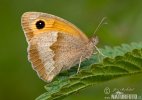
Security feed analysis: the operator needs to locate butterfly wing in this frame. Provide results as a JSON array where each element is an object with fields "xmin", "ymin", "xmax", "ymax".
[
  {"xmin": 51, "ymin": 32, "xmax": 94, "ymax": 71},
  {"xmin": 28, "ymin": 31, "xmax": 58, "ymax": 81},
  {"xmin": 21, "ymin": 12, "xmax": 89, "ymax": 42},
  {"xmin": 21, "ymin": 12, "xmax": 92, "ymax": 82}
]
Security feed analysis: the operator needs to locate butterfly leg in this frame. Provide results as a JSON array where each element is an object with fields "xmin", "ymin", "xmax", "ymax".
[
  {"xmin": 93, "ymin": 52, "xmax": 100, "ymax": 62},
  {"xmin": 93, "ymin": 45, "xmax": 108, "ymax": 63},
  {"xmin": 77, "ymin": 56, "xmax": 82, "ymax": 74},
  {"xmin": 94, "ymin": 45, "xmax": 107, "ymax": 57},
  {"xmin": 93, "ymin": 52, "xmax": 98, "ymax": 55}
]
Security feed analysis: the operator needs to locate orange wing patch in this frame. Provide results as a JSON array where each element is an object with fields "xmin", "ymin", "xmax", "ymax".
[
  {"xmin": 21, "ymin": 12, "xmax": 88, "ymax": 42},
  {"xmin": 31, "ymin": 18, "xmax": 88, "ymax": 41}
]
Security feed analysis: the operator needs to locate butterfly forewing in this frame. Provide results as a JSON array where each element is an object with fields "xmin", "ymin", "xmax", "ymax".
[{"xmin": 21, "ymin": 12, "xmax": 96, "ymax": 82}]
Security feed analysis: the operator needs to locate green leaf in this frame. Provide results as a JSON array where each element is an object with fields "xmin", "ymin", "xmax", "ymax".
[{"xmin": 36, "ymin": 42, "xmax": 142, "ymax": 100}]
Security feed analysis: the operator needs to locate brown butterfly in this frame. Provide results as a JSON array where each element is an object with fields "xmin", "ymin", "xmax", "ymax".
[{"xmin": 21, "ymin": 12, "xmax": 99, "ymax": 82}]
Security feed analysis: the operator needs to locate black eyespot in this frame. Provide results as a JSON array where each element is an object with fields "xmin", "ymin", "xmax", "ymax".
[{"xmin": 35, "ymin": 20, "xmax": 45, "ymax": 29}]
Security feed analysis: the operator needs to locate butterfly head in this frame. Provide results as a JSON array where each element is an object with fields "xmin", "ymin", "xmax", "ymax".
[{"xmin": 90, "ymin": 36, "xmax": 99, "ymax": 47}]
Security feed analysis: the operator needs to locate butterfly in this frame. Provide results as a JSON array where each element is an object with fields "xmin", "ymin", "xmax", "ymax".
[{"xmin": 21, "ymin": 12, "xmax": 99, "ymax": 82}]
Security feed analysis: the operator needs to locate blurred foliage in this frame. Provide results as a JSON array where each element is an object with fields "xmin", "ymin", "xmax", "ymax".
[{"xmin": 0, "ymin": 0, "xmax": 142, "ymax": 100}]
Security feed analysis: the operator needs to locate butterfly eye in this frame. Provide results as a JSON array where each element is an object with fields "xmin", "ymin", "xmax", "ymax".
[{"xmin": 35, "ymin": 20, "xmax": 45, "ymax": 29}]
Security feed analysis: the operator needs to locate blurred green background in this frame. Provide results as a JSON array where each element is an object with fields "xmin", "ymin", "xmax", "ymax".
[{"xmin": 0, "ymin": 0, "xmax": 142, "ymax": 100}]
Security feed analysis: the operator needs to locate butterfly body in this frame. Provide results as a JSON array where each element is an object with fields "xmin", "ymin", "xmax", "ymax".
[{"xmin": 21, "ymin": 12, "xmax": 98, "ymax": 82}]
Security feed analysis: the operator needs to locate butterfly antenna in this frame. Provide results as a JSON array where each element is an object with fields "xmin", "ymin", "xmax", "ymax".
[
  {"xmin": 93, "ymin": 17, "xmax": 107, "ymax": 35},
  {"xmin": 92, "ymin": 17, "xmax": 108, "ymax": 58}
]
